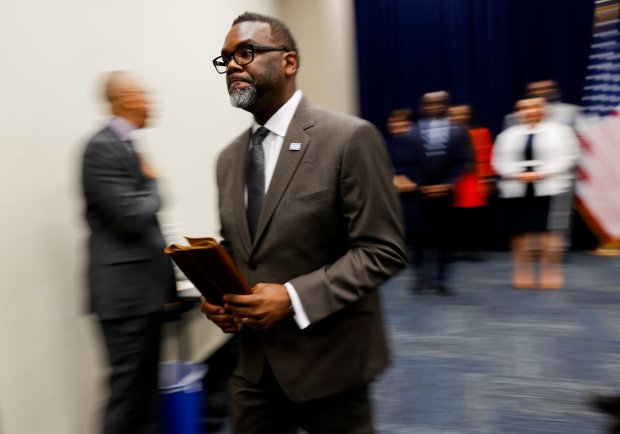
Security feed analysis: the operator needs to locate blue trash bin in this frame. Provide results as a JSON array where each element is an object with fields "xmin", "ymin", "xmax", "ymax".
[{"xmin": 159, "ymin": 361, "xmax": 208, "ymax": 434}]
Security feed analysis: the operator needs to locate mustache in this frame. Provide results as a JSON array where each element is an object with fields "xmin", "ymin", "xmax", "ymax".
[{"xmin": 227, "ymin": 75, "xmax": 254, "ymax": 87}]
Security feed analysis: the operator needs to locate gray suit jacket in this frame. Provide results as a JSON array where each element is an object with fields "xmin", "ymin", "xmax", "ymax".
[
  {"xmin": 81, "ymin": 127, "xmax": 175, "ymax": 320},
  {"xmin": 216, "ymin": 99, "xmax": 407, "ymax": 402}
]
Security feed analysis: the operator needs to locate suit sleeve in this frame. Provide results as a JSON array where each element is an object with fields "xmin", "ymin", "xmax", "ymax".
[
  {"xmin": 82, "ymin": 141, "xmax": 161, "ymax": 238},
  {"xmin": 445, "ymin": 127, "xmax": 471, "ymax": 185},
  {"xmin": 289, "ymin": 122, "xmax": 407, "ymax": 325}
]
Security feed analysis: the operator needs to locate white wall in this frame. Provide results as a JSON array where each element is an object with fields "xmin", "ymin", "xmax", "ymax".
[{"xmin": 0, "ymin": 1, "xmax": 356, "ymax": 433}]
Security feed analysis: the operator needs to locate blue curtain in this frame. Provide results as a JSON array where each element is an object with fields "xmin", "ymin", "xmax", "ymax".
[{"xmin": 354, "ymin": 0, "xmax": 595, "ymax": 137}]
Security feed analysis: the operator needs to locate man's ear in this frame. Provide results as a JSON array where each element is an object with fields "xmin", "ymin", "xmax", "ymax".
[{"xmin": 283, "ymin": 51, "xmax": 298, "ymax": 76}]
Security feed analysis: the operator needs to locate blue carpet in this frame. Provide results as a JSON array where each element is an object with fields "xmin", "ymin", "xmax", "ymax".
[
  {"xmin": 209, "ymin": 252, "xmax": 620, "ymax": 433},
  {"xmin": 374, "ymin": 252, "xmax": 620, "ymax": 434}
]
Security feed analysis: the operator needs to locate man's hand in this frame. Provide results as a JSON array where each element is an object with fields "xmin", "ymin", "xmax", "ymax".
[
  {"xmin": 420, "ymin": 184, "xmax": 451, "ymax": 197},
  {"xmin": 200, "ymin": 296, "xmax": 243, "ymax": 334},
  {"xmin": 223, "ymin": 283, "xmax": 293, "ymax": 330},
  {"xmin": 515, "ymin": 171, "xmax": 543, "ymax": 182},
  {"xmin": 393, "ymin": 175, "xmax": 417, "ymax": 193}
]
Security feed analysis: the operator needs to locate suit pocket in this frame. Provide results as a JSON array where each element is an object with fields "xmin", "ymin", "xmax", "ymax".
[{"xmin": 285, "ymin": 189, "xmax": 332, "ymax": 207}]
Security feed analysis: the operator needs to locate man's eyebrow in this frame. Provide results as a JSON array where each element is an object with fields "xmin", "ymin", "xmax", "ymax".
[{"xmin": 221, "ymin": 39, "xmax": 257, "ymax": 55}]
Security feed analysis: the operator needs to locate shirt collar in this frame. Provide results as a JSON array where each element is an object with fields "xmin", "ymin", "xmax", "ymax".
[
  {"xmin": 108, "ymin": 116, "xmax": 138, "ymax": 141},
  {"xmin": 253, "ymin": 90, "xmax": 303, "ymax": 136}
]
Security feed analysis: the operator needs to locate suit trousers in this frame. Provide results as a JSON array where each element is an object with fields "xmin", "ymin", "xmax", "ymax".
[
  {"xmin": 230, "ymin": 360, "xmax": 374, "ymax": 434},
  {"xmin": 99, "ymin": 312, "xmax": 162, "ymax": 434},
  {"xmin": 411, "ymin": 194, "xmax": 453, "ymax": 283}
]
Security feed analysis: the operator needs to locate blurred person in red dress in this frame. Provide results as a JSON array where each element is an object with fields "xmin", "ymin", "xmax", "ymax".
[{"xmin": 448, "ymin": 104, "xmax": 495, "ymax": 260}]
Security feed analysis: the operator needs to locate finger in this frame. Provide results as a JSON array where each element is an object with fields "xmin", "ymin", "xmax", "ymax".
[
  {"xmin": 225, "ymin": 305, "xmax": 262, "ymax": 317},
  {"xmin": 220, "ymin": 322, "xmax": 243, "ymax": 333},
  {"xmin": 214, "ymin": 323, "xmax": 239, "ymax": 333},
  {"xmin": 223, "ymin": 293, "xmax": 256, "ymax": 305},
  {"xmin": 210, "ymin": 317, "xmax": 239, "ymax": 330},
  {"xmin": 200, "ymin": 297, "xmax": 226, "ymax": 315},
  {"xmin": 206, "ymin": 312, "xmax": 235, "ymax": 322},
  {"xmin": 234, "ymin": 313, "xmax": 264, "ymax": 324},
  {"xmin": 201, "ymin": 303, "xmax": 225, "ymax": 315}
]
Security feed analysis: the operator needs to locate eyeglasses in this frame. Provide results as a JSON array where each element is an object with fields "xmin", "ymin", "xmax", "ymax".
[{"xmin": 212, "ymin": 44, "xmax": 288, "ymax": 74}]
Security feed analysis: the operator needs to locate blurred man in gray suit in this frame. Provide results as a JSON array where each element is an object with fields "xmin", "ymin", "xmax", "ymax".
[
  {"xmin": 201, "ymin": 12, "xmax": 406, "ymax": 434},
  {"xmin": 504, "ymin": 80, "xmax": 582, "ymax": 128},
  {"xmin": 81, "ymin": 71, "xmax": 175, "ymax": 434}
]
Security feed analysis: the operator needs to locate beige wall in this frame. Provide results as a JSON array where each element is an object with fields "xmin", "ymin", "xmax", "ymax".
[
  {"xmin": 282, "ymin": 0, "xmax": 359, "ymax": 115},
  {"xmin": 0, "ymin": 1, "xmax": 355, "ymax": 433}
]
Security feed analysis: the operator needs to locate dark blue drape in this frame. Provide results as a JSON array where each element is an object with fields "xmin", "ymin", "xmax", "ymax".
[{"xmin": 354, "ymin": 0, "xmax": 595, "ymax": 137}]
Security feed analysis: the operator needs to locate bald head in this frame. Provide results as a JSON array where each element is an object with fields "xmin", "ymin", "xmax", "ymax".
[
  {"xmin": 102, "ymin": 71, "xmax": 150, "ymax": 128},
  {"xmin": 104, "ymin": 71, "xmax": 134, "ymax": 102}
]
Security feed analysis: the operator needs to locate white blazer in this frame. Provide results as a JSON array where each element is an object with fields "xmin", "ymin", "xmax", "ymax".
[{"xmin": 492, "ymin": 121, "xmax": 580, "ymax": 198}]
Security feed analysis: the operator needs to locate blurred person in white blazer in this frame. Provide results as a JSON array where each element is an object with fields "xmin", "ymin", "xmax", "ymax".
[{"xmin": 493, "ymin": 96, "xmax": 579, "ymax": 289}]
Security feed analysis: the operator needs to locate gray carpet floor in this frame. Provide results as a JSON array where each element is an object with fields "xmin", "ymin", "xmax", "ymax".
[
  {"xmin": 208, "ymin": 251, "xmax": 620, "ymax": 433},
  {"xmin": 374, "ymin": 251, "xmax": 620, "ymax": 434}
]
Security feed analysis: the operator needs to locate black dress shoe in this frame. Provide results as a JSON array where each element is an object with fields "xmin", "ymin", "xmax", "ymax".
[
  {"xmin": 435, "ymin": 283, "xmax": 455, "ymax": 296},
  {"xmin": 591, "ymin": 394, "xmax": 620, "ymax": 418},
  {"xmin": 607, "ymin": 422, "xmax": 620, "ymax": 434}
]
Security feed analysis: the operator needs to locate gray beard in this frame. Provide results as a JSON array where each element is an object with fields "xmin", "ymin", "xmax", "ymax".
[{"xmin": 229, "ymin": 85, "xmax": 257, "ymax": 109}]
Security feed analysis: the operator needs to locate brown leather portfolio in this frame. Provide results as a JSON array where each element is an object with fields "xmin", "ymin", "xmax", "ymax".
[{"xmin": 164, "ymin": 237, "xmax": 251, "ymax": 305}]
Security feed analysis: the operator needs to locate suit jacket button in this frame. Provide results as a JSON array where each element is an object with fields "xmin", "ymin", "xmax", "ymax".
[{"xmin": 248, "ymin": 260, "xmax": 257, "ymax": 270}]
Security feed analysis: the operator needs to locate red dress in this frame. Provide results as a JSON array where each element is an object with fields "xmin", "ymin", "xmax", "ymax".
[{"xmin": 453, "ymin": 127, "xmax": 495, "ymax": 208}]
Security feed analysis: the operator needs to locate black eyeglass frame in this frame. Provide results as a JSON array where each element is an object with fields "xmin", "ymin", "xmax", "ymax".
[{"xmin": 212, "ymin": 44, "xmax": 289, "ymax": 74}]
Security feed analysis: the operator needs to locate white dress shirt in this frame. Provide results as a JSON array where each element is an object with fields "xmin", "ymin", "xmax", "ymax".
[{"xmin": 247, "ymin": 89, "xmax": 310, "ymax": 329}]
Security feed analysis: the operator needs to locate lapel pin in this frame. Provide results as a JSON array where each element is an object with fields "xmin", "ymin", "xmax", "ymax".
[{"xmin": 289, "ymin": 143, "xmax": 301, "ymax": 151}]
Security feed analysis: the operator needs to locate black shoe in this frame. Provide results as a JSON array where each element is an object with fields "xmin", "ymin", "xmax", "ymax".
[
  {"xmin": 608, "ymin": 421, "xmax": 620, "ymax": 434},
  {"xmin": 435, "ymin": 283, "xmax": 455, "ymax": 296},
  {"xmin": 591, "ymin": 394, "xmax": 620, "ymax": 418}
]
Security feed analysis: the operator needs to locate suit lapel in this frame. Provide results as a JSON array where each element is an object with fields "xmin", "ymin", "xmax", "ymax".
[
  {"xmin": 252, "ymin": 104, "xmax": 314, "ymax": 248},
  {"xmin": 103, "ymin": 127, "xmax": 143, "ymax": 180}
]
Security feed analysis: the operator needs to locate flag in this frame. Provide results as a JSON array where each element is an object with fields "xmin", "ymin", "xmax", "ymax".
[{"xmin": 576, "ymin": 0, "xmax": 620, "ymax": 247}]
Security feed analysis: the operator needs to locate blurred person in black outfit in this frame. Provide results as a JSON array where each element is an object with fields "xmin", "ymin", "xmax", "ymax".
[
  {"xmin": 392, "ymin": 91, "xmax": 469, "ymax": 295},
  {"xmin": 81, "ymin": 71, "xmax": 176, "ymax": 434},
  {"xmin": 385, "ymin": 108, "xmax": 417, "ymax": 247}
]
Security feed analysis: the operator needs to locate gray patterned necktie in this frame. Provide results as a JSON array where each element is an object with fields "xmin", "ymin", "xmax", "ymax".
[{"xmin": 246, "ymin": 127, "xmax": 269, "ymax": 240}]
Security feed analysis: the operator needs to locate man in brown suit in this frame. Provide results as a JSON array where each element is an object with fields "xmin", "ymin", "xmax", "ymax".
[{"xmin": 201, "ymin": 12, "xmax": 406, "ymax": 434}]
